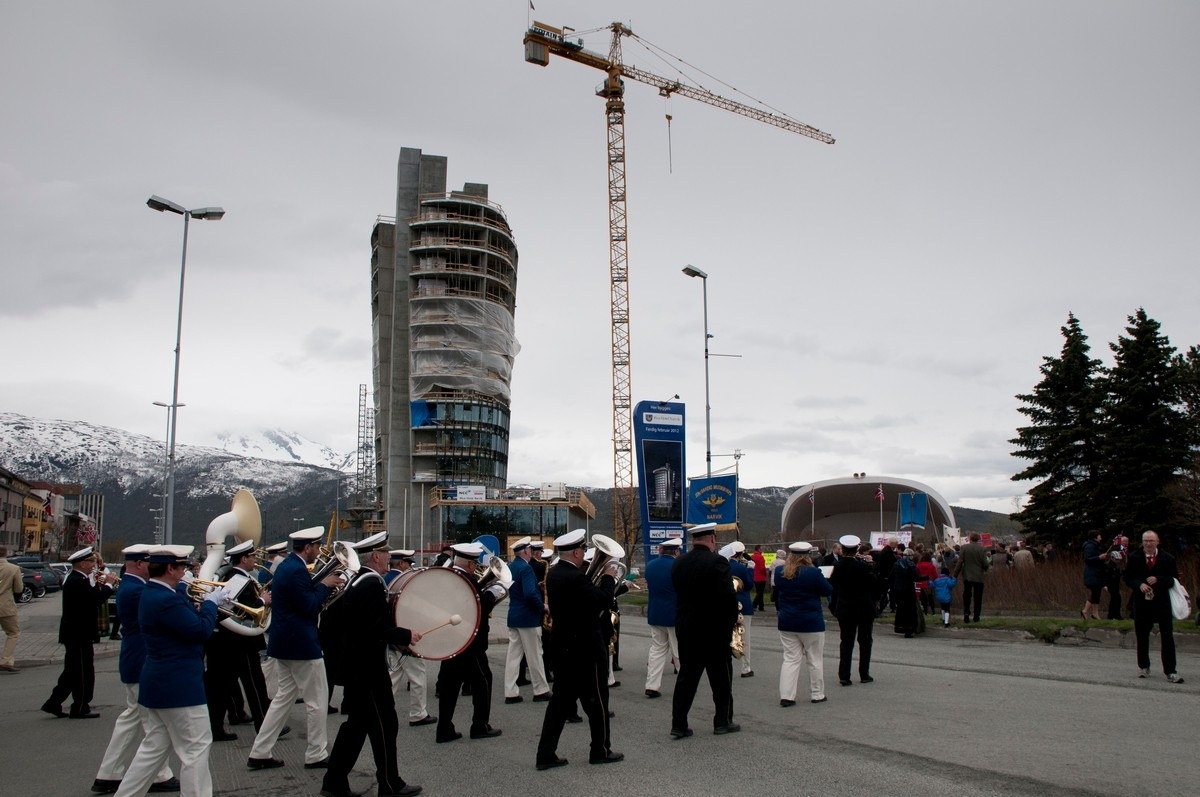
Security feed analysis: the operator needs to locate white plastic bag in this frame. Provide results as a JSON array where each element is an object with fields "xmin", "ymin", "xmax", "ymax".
[{"xmin": 1169, "ymin": 579, "xmax": 1191, "ymax": 621}]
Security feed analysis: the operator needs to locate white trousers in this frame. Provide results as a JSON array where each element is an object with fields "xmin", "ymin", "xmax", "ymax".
[
  {"xmin": 113, "ymin": 705, "xmax": 211, "ymax": 797},
  {"xmin": 739, "ymin": 614, "xmax": 754, "ymax": 674},
  {"xmin": 645, "ymin": 625, "xmax": 679, "ymax": 692},
  {"xmin": 96, "ymin": 683, "xmax": 174, "ymax": 782},
  {"xmin": 779, "ymin": 630, "xmax": 825, "ymax": 701},
  {"xmin": 261, "ymin": 654, "xmax": 277, "ymax": 698},
  {"xmin": 504, "ymin": 625, "xmax": 549, "ymax": 698},
  {"xmin": 249, "ymin": 658, "xmax": 328, "ymax": 764},
  {"xmin": 389, "ymin": 652, "xmax": 429, "ymax": 720}
]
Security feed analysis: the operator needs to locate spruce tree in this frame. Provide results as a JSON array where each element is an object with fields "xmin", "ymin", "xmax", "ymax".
[
  {"xmin": 1097, "ymin": 309, "xmax": 1189, "ymax": 535},
  {"xmin": 1010, "ymin": 313, "xmax": 1103, "ymax": 545},
  {"xmin": 1163, "ymin": 345, "xmax": 1200, "ymax": 536}
]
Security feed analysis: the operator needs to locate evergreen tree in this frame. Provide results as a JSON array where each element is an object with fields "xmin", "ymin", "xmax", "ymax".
[
  {"xmin": 1010, "ymin": 313, "xmax": 1103, "ymax": 545},
  {"xmin": 1164, "ymin": 345, "xmax": 1200, "ymax": 536},
  {"xmin": 1096, "ymin": 309, "xmax": 1189, "ymax": 536}
]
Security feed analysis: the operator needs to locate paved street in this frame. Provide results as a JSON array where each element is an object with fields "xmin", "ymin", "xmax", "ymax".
[{"xmin": 2, "ymin": 595, "xmax": 1195, "ymax": 796}]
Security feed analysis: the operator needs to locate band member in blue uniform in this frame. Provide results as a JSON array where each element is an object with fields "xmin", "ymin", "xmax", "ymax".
[
  {"xmin": 43, "ymin": 546, "xmax": 118, "ymax": 719},
  {"xmin": 436, "ymin": 542, "xmax": 503, "ymax": 743},
  {"xmin": 535, "ymin": 529, "xmax": 623, "ymax": 771},
  {"xmin": 248, "ymin": 527, "xmax": 344, "ymax": 770},
  {"xmin": 670, "ymin": 523, "xmax": 740, "ymax": 739},
  {"xmin": 724, "ymin": 541, "xmax": 756, "ymax": 678},
  {"xmin": 644, "ymin": 538, "xmax": 681, "ymax": 699},
  {"xmin": 320, "ymin": 533, "xmax": 423, "ymax": 797},
  {"xmin": 503, "ymin": 536, "xmax": 551, "ymax": 703},
  {"xmin": 113, "ymin": 545, "xmax": 226, "ymax": 797},
  {"xmin": 92, "ymin": 545, "xmax": 179, "ymax": 794}
]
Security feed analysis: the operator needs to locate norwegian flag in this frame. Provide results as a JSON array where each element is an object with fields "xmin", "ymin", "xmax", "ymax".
[
  {"xmin": 807, "ymin": 490, "xmax": 815, "ymax": 506},
  {"xmin": 874, "ymin": 484, "xmax": 884, "ymax": 503}
]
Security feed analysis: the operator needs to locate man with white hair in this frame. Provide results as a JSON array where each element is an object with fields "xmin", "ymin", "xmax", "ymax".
[
  {"xmin": 504, "ymin": 537, "xmax": 550, "ymax": 704},
  {"xmin": 1123, "ymin": 530, "xmax": 1184, "ymax": 683}
]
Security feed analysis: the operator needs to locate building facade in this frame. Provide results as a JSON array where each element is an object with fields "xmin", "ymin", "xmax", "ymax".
[{"xmin": 372, "ymin": 147, "xmax": 520, "ymax": 544}]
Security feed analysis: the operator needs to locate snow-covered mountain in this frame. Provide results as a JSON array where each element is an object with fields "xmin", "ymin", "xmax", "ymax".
[{"xmin": 0, "ymin": 412, "xmax": 354, "ymax": 548}]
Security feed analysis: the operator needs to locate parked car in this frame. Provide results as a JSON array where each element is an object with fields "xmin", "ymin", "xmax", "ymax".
[
  {"xmin": 48, "ymin": 562, "xmax": 71, "ymax": 580},
  {"xmin": 18, "ymin": 567, "xmax": 45, "ymax": 603},
  {"xmin": 20, "ymin": 562, "xmax": 63, "ymax": 592}
]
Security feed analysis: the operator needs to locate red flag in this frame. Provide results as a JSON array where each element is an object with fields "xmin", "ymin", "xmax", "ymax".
[
  {"xmin": 807, "ymin": 490, "xmax": 815, "ymax": 506},
  {"xmin": 874, "ymin": 484, "xmax": 884, "ymax": 502}
]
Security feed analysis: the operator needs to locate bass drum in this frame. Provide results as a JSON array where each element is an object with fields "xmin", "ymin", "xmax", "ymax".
[{"xmin": 390, "ymin": 567, "xmax": 481, "ymax": 661}]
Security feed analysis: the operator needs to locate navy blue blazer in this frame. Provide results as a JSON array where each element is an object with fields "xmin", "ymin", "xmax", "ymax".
[
  {"xmin": 506, "ymin": 556, "xmax": 544, "ymax": 629},
  {"xmin": 116, "ymin": 574, "xmax": 149, "ymax": 684},
  {"xmin": 138, "ymin": 579, "xmax": 219, "ymax": 708},
  {"xmin": 645, "ymin": 555, "xmax": 678, "ymax": 627},
  {"xmin": 266, "ymin": 551, "xmax": 330, "ymax": 660},
  {"xmin": 729, "ymin": 559, "xmax": 754, "ymax": 616},
  {"xmin": 776, "ymin": 565, "xmax": 833, "ymax": 633}
]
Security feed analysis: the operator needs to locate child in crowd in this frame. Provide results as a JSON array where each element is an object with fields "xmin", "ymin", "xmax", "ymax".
[{"xmin": 931, "ymin": 572, "xmax": 958, "ymax": 628}]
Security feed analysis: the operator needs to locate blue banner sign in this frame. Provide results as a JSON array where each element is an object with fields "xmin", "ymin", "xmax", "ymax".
[
  {"xmin": 687, "ymin": 474, "xmax": 739, "ymax": 528},
  {"xmin": 633, "ymin": 400, "xmax": 686, "ymax": 562}
]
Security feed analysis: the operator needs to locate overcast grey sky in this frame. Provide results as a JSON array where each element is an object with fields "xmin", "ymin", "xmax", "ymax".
[{"xmin": 1, "ymin": 1, "xmax": 1196, "ymax": 515}]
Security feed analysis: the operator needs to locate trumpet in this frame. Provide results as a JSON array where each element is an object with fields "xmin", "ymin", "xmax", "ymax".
[
  {"xmin": 730, "ymin": 575, "xmax": 746, "ymax": 659},
  {"xmin": 187, "ymin": 578, "xmax": 271, "ymax": 630}
]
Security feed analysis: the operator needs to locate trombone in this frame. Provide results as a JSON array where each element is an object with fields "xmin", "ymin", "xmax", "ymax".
[{"xmin": 186, "ymin": 579, "xmax": 271, "ymax": 631}]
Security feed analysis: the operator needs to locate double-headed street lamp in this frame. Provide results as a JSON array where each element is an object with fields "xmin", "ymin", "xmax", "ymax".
[
  {"xmin": 682, "ymin": 265, "xmax": 713, "ymax": 478},
  {"xmin": 147, "ymin": 195, "xmax": 224, "ymax": 544}
]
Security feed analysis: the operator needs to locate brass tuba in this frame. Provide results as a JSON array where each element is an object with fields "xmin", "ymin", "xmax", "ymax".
[
  {"xmin": 196, "ymin": 489, "xmax": 270, "ymax": 636},
  {"xmin": 476, "ymin": 556, "xmax": 513, "ymax": 604}
]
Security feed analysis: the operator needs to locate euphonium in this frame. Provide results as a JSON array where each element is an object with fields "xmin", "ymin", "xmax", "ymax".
[
  {"xmin": 585, "ymin": 534, "xmax": 626, "ymax": 587},
  {"xmin": 476, "ymin": 556, "xmax": 513, "ymax": 604},
  {"xmin": 199, "ymin": 489, "xmax": 269, "ymax": 637},
  {"xmin": 730, "ymin": 575, "xmax": 746, "ymax": 659},
  {"xmin": 312, "ymin": 540, "xmax": 359, "ymax": 608}
]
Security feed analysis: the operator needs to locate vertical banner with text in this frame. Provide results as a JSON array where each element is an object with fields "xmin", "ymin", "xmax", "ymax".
[
  {"xmin": 686, "ymin": 474, "xmax": 739, "ymax": 530},
  {"xmin": 633, "ymin": 400, "xmax": 686, "ymax": 563}
]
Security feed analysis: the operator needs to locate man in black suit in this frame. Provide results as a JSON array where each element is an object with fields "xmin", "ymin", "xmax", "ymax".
[
  {"xmin": 670, "ymin": 523, "xmax": 740, "ymax": 739},
  {"xmin": 1123, "ymin": 530, "xmax": 1184, "ymax": 683},
  {"xmin": 42, "ymin": 547, "xmax": 117, "ymax": 719},
  {"xmin": 535, "ymin": 529, "xmax": 622, "ymax": 770},
  {"xmin": 831, "ymin": 535, "xmax": 877, "ymax": 686}
]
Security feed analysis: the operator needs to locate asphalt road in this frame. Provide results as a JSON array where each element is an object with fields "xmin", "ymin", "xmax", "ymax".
[{"xmin": 2, "ymin": 604, "xmax": 1194, "ymax": 797}]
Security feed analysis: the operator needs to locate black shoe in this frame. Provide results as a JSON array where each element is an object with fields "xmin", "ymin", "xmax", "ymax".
[
  {"xmin": 409, "ymin": 715, "xmax": 437, "ymax": 727},
  {"xmin": 779, "ymin": 699, "xmax": 796, "ymax": 707},
  {"xmin": 379, "ymin": 787, "xmax": 423, "ymax": 797},
  {"xmin": 436, "ymin": 731, "xmax": 463, "ymax": 744},
  {"xmin": 811, "ymin": 697, "xmax": 828, "ymax": 704},
  {"xmin": 212, "ymin": 731, "xmax": 238, "ymax": 742},
  {"xmin": 515, "ymin": 677, "xmax": 532, "ymax": 686},
  {"xmin": 904, "ymin": 632, "xmax": 914, "ymax": 638},
  {"xmin": 713, "ymin": 723, "xmax": 741, "ymax": 735},
  {"xmin": 319, "ymin": 790, "xmax": 362, "ymax": 797},
  {"xmin": 42, "ymin": 701, "xmax": 67, "ymax": 718},
  {"xmin": 228, "ymin": 713, "xmax": 252, "ymax": 725},
  {"xmin": 505, "ymin": 696, "xmax": 524, "ymax": 704},
  {"xmin": 470, "ymin": 726, "xmax": 502, "ymax": 739},
  {"xmin": 860, "ymin": 676, "xmax": 874, "ymax": 684},
  {"xmin": 70, "ymin": 710, "xmax": 101, "ymax": 719},
  {"xmin": 590, "ymin": 751, "xmax": 624, "ymax": 765},
  {"xmin": 740, "ymin": 671, "xmax": 754, "ymax": 678},
  {"xmin": 91, "ymin": 779, "xmax": 121, "ymax": 794},
  {"xmin": 304, "ymin": 758, "xmax": 330, "ymax": 769},
  {"xmin": 279, "ymin": 725, "xmax": 291, "ymax": 738},
  {"xmin": 565, "ymin": 714, "xmax": 583, "ymax": 724},
  {"xmin": 607, "ymin": 709, "xmax": 615, "ymax": 718},
  {"xmin": 645, "ymin": 689, "xmax": 661, "ymax": 699},
  {"xmin": 247, "ymin": 757, "xmax": 285, "ymax": 770},
  {"xmin": 669, "ymin": 727, "xmax": 693, "ymax": 740},
  {"xmin": 148, "ymin": 778, "xmax": 181, "ymax": 793},
  {"xmin": 536, "ymin": 756, "xmax": 568, "ymax": 771},
  {"xmin": 839, "ymin": 679, "xmax": 853, "ymax": 687},
  {"xmin": 327, "ymin": 704, "xmax": 338, "ymax": 714},
  {"xmin": 612, "ymin": 665, "xmax": 623, "ymax": 672},
  {"xmin": 609, "ymin": 680, "xmax": 621, "ymax": 688},
  {"xmin": 532, "ymin": 692, "xmax": 551, "ymax": 702}
]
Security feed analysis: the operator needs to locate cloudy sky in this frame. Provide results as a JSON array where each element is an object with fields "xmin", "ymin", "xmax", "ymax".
[{"xmin": 2, "ymin": 1, "xmax": 1196, "ymax": 514}]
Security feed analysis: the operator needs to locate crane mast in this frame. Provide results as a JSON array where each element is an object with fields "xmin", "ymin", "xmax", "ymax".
[{"xmin": 523, "ymin": 21, "xmax": 834, "ymax": 545}]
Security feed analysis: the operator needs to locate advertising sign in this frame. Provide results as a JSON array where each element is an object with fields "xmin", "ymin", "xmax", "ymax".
[{"xmin": 633, "ymin": 399, "xmax": 686, "ymax": 562}]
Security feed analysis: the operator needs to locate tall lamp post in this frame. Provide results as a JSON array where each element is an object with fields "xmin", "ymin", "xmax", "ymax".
[
  {"xmin": 147, "ymin": 195, "xmax": 224, "ymax": 544},
  {"xmin": 682, "ymin": 265, "xmax": 712, "ymax": 478}
]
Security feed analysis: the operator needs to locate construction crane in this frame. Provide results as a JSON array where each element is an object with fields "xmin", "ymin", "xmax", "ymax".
[{"xmin": 523, "ymin": 20, "xmax": 834, "ymax": 547}]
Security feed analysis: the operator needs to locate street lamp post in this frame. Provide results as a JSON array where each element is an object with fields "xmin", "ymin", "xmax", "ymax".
[
  {"xmin": 147, "ymin": 195, "xmax": 224, "ymax": 544},
  {"xmin": 682, "ymin": 265, "xmax": 712, "ymax": 478}
]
